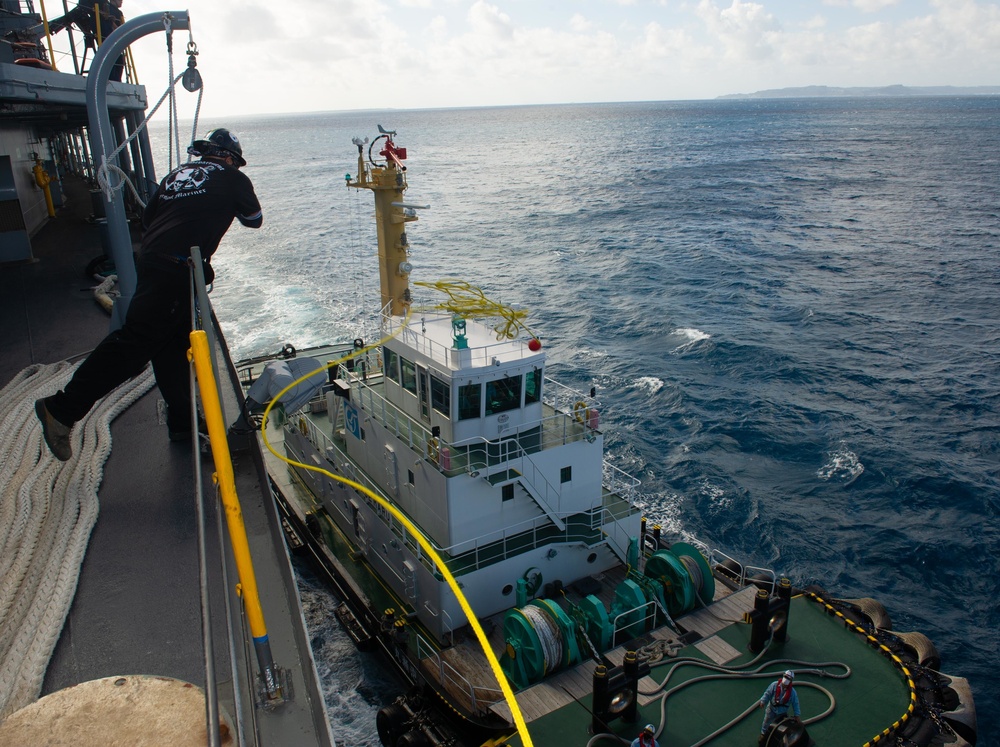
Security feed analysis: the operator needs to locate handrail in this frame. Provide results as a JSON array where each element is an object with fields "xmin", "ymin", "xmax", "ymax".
[
  {"xmin": 382, "ymin": 310, "xmax": 527, "ymax": 369},
  {"xmin": 611, "ymin": 599, "xmax": 658, "ymax": 640},
  {"xmin": 414, "ymin": 633, "xmax": 505, "ymax": 713},
  {"xmin": 541, "ymin": 374, "xmax": 601, "ymax": 414},
  {"xmin": 187, "ymin": 272, "xmax": 222, "ymax": 747},
  {"xmin": 190, "ymin": 331, "xmax": 285, "ymax": 705},
  {"xmin": 603, "ymin": 461, "xmax": 641, "ymax": 505}
]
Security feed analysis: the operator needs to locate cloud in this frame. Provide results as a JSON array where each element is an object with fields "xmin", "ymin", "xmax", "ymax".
[
  {"xmin": 569, "ymin": 14, "xmax": 592, "ymax": 33},
  {"xmin": 468, "ymin": 1, "xmax": 514, "ymax": 40},
  {"xmin": 823, "ymin": 0, "xmax": 901, "ymax": 11},
  {"xmin": 696, "ymin": 0, "xmax": 782, "ymax": 61},
  {"xmin": 118, "ymin": 0, "xmax": 1000, "ymax": 117}
]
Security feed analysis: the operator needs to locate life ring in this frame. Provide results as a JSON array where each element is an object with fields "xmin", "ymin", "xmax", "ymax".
[
  {"xmin": 427, "ymin": 437, "xmax": 439, "ymax": 463},
  {"xmin": 573, "ymin": 401, "xmax": 588, "ymax": 423}
]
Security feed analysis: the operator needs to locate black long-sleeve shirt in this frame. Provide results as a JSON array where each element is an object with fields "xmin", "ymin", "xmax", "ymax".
[{"xmin": 141, "ymin": 158, "xmax": 263, "ymax": 262}]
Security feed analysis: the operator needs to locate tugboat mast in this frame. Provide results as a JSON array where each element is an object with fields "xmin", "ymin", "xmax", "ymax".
[{"xmin": 348, "ymin": 127, "xmax": 423, "ymax": 317}]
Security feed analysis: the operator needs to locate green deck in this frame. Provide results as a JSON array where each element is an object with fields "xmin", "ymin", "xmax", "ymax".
[{"xmin": 505, "ymin": 595, "xmax": 912, "ymax": 746}]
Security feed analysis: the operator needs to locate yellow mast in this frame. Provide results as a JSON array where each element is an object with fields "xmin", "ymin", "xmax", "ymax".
[{"xmin": 348, "ymin": 129, "xmax": 419, "ymax": 317}]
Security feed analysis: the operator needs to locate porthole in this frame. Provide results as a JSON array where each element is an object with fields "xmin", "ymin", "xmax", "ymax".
[
  {"xmin": 501, "ymin": 583, "xmax": 514, "ymax": 596},
  {"xmin": 587, "ymin": 552, "xmax": 598, "ymax": 564}
]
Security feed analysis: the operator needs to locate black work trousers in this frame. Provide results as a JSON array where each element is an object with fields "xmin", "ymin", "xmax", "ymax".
[{"xmin": 49, "ymin": 254, "xmax": 194, "ymax": 430}]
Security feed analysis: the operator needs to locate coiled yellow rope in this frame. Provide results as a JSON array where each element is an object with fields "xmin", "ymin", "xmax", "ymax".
[
  {"xmin": 258, "ymin": 308, "xmax": 532, "ymax": 747},
  {"xmin": 414, "ymin": 280, "xmax": 538, "ymax": 342}
]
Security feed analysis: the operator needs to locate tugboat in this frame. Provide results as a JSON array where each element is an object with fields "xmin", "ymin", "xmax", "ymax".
[{"xmin": 235, "ymin": 129, "xmax": 977, "ymax": 746}]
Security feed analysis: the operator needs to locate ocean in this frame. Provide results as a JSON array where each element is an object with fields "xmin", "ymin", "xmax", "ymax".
[{"xmin": 159, "ymin": 97, "xmax": 1000, "ymax": 745}]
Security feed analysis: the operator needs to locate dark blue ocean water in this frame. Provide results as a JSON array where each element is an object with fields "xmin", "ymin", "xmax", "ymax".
[{"xmin": 174, "ymin": 98, "xmax": 1000, "ymax": 745}]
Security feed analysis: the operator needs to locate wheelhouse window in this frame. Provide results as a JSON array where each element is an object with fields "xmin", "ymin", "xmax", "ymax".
[
  {"xmin": 400, "ymin": 356, "xmax": 417, "ymax": 394},
  {"xmin": 458, "ymin": 383, "xmax": 481, "ymax": 420},
  {"xmin": 383, "ymin": 347, "xmax": 399, "ymax": 383},
  {"xmin": 430, "ymin": 375, "xmax": 451, "ymax": 418},
  {"xmin": 525, "ymin": 369, "xmax": 541, "ymax": 405},
  {"xmin": 486, "ymin": 376, "xmax": 521, "ymax": 416}
]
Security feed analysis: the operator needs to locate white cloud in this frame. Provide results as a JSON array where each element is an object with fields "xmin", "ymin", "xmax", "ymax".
[
  {"xmin": 696, "ymin": 0, "xmax": 782, "ymax": 61},
  {"xmin": 821, "ymin": 0, "xmax": 899, "ymax": 9},
  {"xmin": 428, "ymin": 15, "xmax": 449, "ymax": 39},
  {"xmin": 569, "ymin": 14, "xmax": 592, "ymax": 33},
  {"xmin": 114, "ymin": 0, "xmax": 1000, "ymax": 117},
  {"xmin": 468, "ymin": 1, "xmax": 514, "ymax": 40}
]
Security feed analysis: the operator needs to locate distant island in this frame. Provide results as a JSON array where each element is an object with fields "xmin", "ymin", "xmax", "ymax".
[{"xmin": 718, "ymin": 84, "xmax": 1000, "ymax": 99}]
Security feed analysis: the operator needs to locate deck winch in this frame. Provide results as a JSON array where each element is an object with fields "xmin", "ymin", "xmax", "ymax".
[
  {"xmin": 502, "ymin": 543, "xmax": 717, "ymax": 690},
  {"xmin": 501, "ymin": 599, "xmax": 582, "ymax": 689},
  {"xmin": 642, "ymin": 542, "xmax": 715, "ymax": 616}
]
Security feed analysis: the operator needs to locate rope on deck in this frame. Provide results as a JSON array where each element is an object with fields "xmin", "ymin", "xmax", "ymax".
[{"xmin": 0, "ymin": 362, "xmax": 154, "ymax": 719}]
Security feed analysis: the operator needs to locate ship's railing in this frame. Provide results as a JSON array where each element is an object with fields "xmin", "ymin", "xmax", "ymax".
[
  {"xmin": 383, "ymin": 311, "xmax": 527, "ymax": 369},
  {"xmin": 414, "ymin": 633, "xmax": 505, "ymax": 714},
  {"xmin": 603, "ymin": 462, "xmax": 641, "ymax": 507},
  {"xmin": 346, "ymin": 369, "xmax": 435, "ymax": 455},
  {"xmin": 460, "ymin": 409, "xmax": 592, "ymax": 469},
  {"xmin": 540, "ymin": 376, "xmax": 600, "ymax": 420},
  {"xmin": 611, "ymin": 600, "xmax": 658, "ymax": 642},
  {"xmin": 707, "ymin": 546, "xmax": 777, "ymax": 593},
  {"xmin": 425, "ymin": 495, "xmax": 642, "ymax": 576}
]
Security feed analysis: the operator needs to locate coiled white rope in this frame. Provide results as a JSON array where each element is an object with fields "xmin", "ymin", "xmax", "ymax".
[
  {"xmin": 0, "ymin": 362, "xmax": 154, "ymax": 719},
  {"xmin": 521, "ymin": 604, "xmax": 562, "ymax": 675}
]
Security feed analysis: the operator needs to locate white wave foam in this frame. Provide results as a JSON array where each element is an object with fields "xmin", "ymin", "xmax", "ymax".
[
  {"xmin": 671, "ymin": 327, "xmax": 710, "ymax": 353},
  {"xmin": 817, "ymin": 445, "xmax": 865, "ymax": 484},
  {"xmin": 633, "ymin": 376, "xmax": 664, "ymax": 394},
  {"xmin": 701, "ymin": 480, "xmax": 733, "ymax": 509}
]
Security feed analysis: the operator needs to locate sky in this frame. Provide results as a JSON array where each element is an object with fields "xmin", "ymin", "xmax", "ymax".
[{"xmin": 108, "ymin": 0, "xmax": 1000, "ymax": 117}]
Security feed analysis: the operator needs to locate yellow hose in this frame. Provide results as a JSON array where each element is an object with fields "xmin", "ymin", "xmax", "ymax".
[
  {"xmin": 414, "ymin": 279, "xmax": 538, "ymax": 342},
  {"xmin": 259, "ymin": 310, "xmax": 533, "ymax": 747}
]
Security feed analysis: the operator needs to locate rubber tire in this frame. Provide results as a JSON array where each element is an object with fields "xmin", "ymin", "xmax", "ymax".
[
  {"xmin": 376, "ymin": 703, "xmax": 409, "ymax": 747},
  {"xmin": 396, "ymin": 731, "xmax": 433, "ymax": 747}
]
